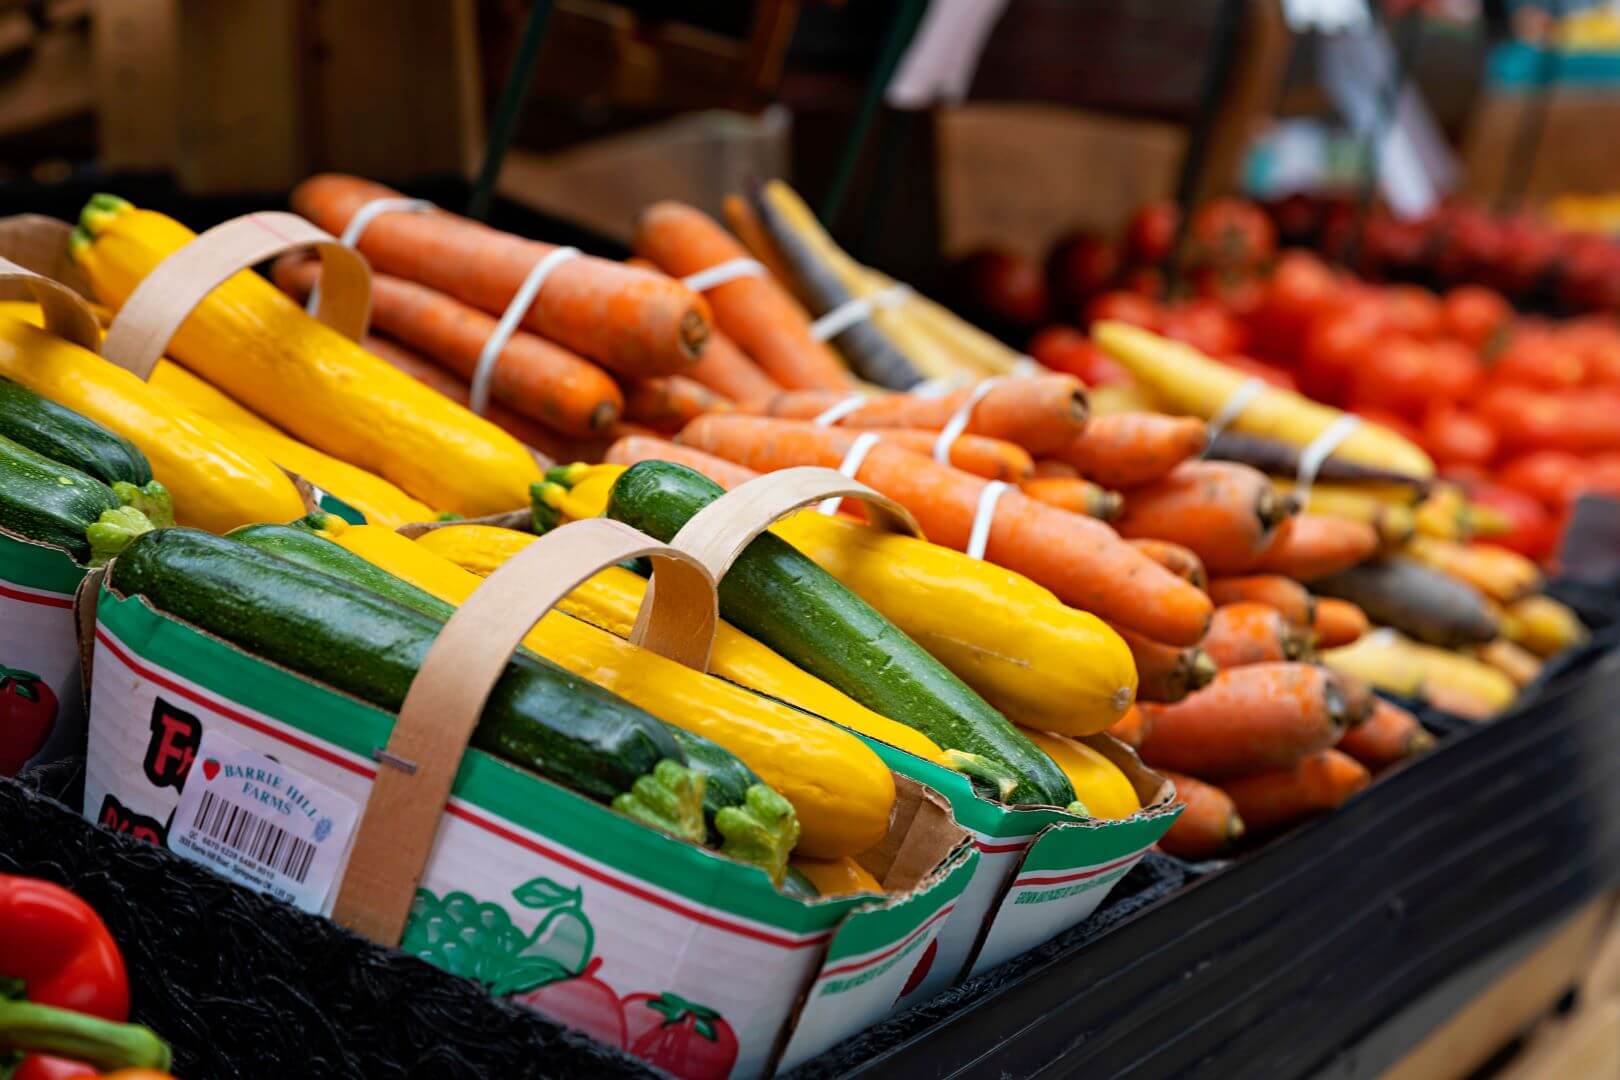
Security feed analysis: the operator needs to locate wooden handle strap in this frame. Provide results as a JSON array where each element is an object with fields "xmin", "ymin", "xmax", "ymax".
[{"xmin": 0, "ymin": 254, "xmax": 102, "ymax": 352}]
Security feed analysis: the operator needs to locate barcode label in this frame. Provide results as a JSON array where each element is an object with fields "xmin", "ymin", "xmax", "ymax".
[
  {"xmin": 169, "ymin": 728, "xmax": 358, "ymax": 913},
  {"xmin": 191, "ymin": 789, "xmax": 317, "ymax": 884}
]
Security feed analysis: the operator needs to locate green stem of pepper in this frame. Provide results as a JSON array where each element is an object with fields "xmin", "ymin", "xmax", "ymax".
[{"xmin": 0, "ymin": 1000, "xmax": 171, "ymax": 1072}]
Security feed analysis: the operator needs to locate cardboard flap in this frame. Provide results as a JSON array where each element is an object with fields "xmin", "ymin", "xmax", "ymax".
[
  {"xmin": 395, "ymin": 509, "xmax": 533, "ymax": 539},
  {"xmin": 859, "ymin": 776, "xmax": 961, "ymax": 893},
  {"xmin": 73, "ymin": 567, "xmax": 106, "ymax": 720},
  {"xmin": 329, "ymin": 517, "xmax": 716, "ymax": 945},
  {"xmin": 0, "ymin": 252, "xmax": 102, "ymax": 350},
  {"xmin": 100, "ymin": 211, "xmax": 372, "ymax": 380}
]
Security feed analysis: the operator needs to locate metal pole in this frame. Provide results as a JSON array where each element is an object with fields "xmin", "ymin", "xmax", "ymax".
[
  {"xmin": 1342, "ymin": 6, "xmax": 1425, "ymax": 268},
  {"xmin": 468, "ymin": 0, "xmax": 559, "ymax": 221}
]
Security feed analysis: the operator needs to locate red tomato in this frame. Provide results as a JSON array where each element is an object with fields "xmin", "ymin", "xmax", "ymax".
[
  {"xmin": 1364, "ymin": 217, "xmax": 1431, "ymax": 277},
  {"xmin": 1046, "ymin": 231, "xmax": 1120, "ymax": 316},
  {"xmin": 947, "ymin": 249, "xmax": 1049, "ymax": 328},
  {"xmin": 1441, "ymin": 285, "xmax": 1512, "ymax": 354},
  {"xmin": 1461, "ymin": 480, "xmax": 1557, "ymax": 560},
  {"xmin": 1218, "ymin": 353, "xmax": 1296, "ymax": 390},
  {"xmin": 1421, "ymin": 404, "xmax": 1498, "ymax": 468},
  {"xmin": 1489, "ymin": 326, "xmax": 1587, "ymax": 391},
  {"xmin": 1381, "ymin": 284, "xmax": 1446, "ymax": 339},
  {"xmin": 1267, "ymin": 193, "xmax": 1324, "ymax": 246},
  {"xmin": 1351, "ymin": 406, "xmax": 1425, "ymax": 446},
  {"xmin": 1125, "ymin": 201, "xmax": 1180, "ymax": 266},
  {"xmin": 623, "ymin": 993, "xmax": 738, "ymax": 1080},
  {"xmin": 1118, "ymin": 265, "xmax": 1166, "ymax": 299},
  {"xmin": 515, "ymin": 958, "xmax": 628, "ymax": 1050},
  {"xmin": 1086, "ymin": 290, "xmax": 1161, "ymax": 331},
  {"xmin": 1158, "ymin": 300, "xmax": 1247, "ymax": 356},
  {"xmin": 1027, "ymin": 326, "xmax": 1130, "ymax": 385},
  {"xmin": 1301, "ymin": 304, "xmax": 1383, "ymax": 402},
  {"xmin": 1191, "ymin": 267, "xmax": 1266, "ymax": 320},
  {"xmin": 1497, "ymin": 450, "xmax": 1594, "ymax": 508},
  {"xmin": 1190, "ymin": 198, "xmax": 1277, "ymax": 270},
  {"xmin": 1356, "ymin": 339, "xmax": 1482, "ymax": 417},
  {"xmin": 1, "ymin": 667, "xmax": 58, "ymax": 775},
  {"xmin": 1262, "ymin": 250, "xmax": 1339, "ymax": 342},
  {"xmin": 1477, "ymin": 385, "xmax": 1620, "ymax": 456}
]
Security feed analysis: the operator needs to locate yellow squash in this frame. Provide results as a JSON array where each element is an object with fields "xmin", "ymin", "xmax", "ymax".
[
  {"xmin": 1096, "ymin": 320, "xmax": 1435, "ymax": 480},
  {"xmin": 326, "ymin": 522, "xmax": 897, "ymax": 858},
  {"xmin": 415, "ymin": 523, "xmax": 950, "ymax": 764},
  {"xmin": 1503, "ymin": 594, "xmax": 1587, "ymax": 657},
  {"xmin": 1273, "ymin": 480, "xmax": 1416, "ymax": 549},
  {"xmin": 790, "ymin": 856, "xmax": 884, "ymax": 897},
  {"xmin": 0, "ymin": 314, "xmax": 304, "ymax": 532},
  {"xmin": 1017, "ymin": 728, "xmax": 1141, "ymax": 819},
  {"xmin": 1404, "ymin": 536, "xmax": 1542, "ymax": 604},
  {"xmin": 1323, "ymin": 629, "xmax": 1518, "ymax": 719},
  {"xmin": 147, "ymin": 359, "xmax": 281, "ymax": 434},
  {"xmin": 72, "ymin": 196, "xmax": 543, "ymax": 516}
]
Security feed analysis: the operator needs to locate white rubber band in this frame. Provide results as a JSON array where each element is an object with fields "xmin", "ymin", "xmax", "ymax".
[
  {"xmin": 932, "ymin": 377, "xmax": 1004, "ymax": 465},
  {"xmin": 681, "ymin": 258, "xmax": 766, "ymax": 292},
  {"xmin": 818, "ymin": 432, "xmax": 884, "ymax": 515},
  {"xmin": 809, "ymin": 283, "xmax": 914, "ymax": 342},
  {"xmin": 1011, "ymin": 356, "xmax": 1042, "ymax": 376},
  {"xmin": 967, "ymin": 480, "xmax": 1011, "ymax": 560},
  {"xmin": 469, "ymin": 246, "xmax": 581, "ymax": 415},
  {"xmin": 306, "ymin": 197, "xmax": 432, "ymax": 315},
  {"xmin": 812, "ymin": 394, "xmax": 868, "ymax": 427},
  {"xmin": 1296, "ymin": 414, "xmax": 1363, "ymax": 497},
  {"xmin": 1203, "ymin": 377, "xmax": 1268, "ymax": 450}
]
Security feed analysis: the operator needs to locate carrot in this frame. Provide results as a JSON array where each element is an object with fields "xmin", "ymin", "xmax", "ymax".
[
  {"xmin": 1157, "ymin": 772, "xmax": 1246, "ymax": 860},
  {"xmin": 1219, "ymin": 749, "xmax": 1370, "ymax": 832},
  {"xmin": 1330, "ymin": 672, "xmax": 1377, "ymax": 727},
  {"xmin": 1202, "ymin": 603, "xmax": 1310, "ymax": 667},
  {"xmin": 1061, "ymin": 413, "xmax": 1208, "ymax": 488},
  {"xmin": 680, "ymin": 413, "xmax": 1214, "ymax": 644},
  {"xmin": 1020, "ymin": 476, "xmax": 1122, "ymax": 519},
  {"xmin": 687, "ymin": 330, "xmax": 783, "ymax": 407},
  {"xmin": 1249, "ymin": 514, "xmax": 1379, "ymax": 581},
  {"xmin": 1107, "ymin": 705, "xmax": 1151, "ymax": 749},
  {"xmin": 1115, "ymin": 626, "xmax": 1217, "ymax": 704},
  {"xmin": 1208, "ymin": 575, "xmax": 1315, "ymax": 629},
  {"xmin": 757, "ymin": 375, "xmax": 1089, "ymax": 456},
  {"xmin": 1137, "ymin": 663, "xmax": 1348, "ymax": 778},
  {"xmin": 1337, "ymin": 699, "xmax": 1433, "ymax": 771},
  {"xmin": 363, "ymin": 335, "xmax": 567, "ymax": 463},
  {"xmin": 273, "ymin": 256, "xmax": 622, "ymax": 437},
  {"xmin": 1312, "ymin": 597, "xmax": 1368, "ymax": 649},
  {"xmin": 852, "ymin": 429, "xmax": 1034, "ymax": 481},
  {"xmin": 622, "ymin": 375, "xmax": 732, "ymax": 432},
  {"xmin": 604, "ymin": 435, "xmax": 760, "ymax": 490},
  {"xmin": 633, "ymin": 201, "xmax": 852, "ymax": 391},
  {"xmin": 722, "ymin": 193, "xmax": 796, "ymax": 293},
  {"xmin": 1114, "ymin": 461, "xmax": 1291, "ymax": 575},
  {"xmin": 1033, "ymin": 459, "xmax": 1080, "ymax": 478},
  {"xmin": 1130, "ymin": 539, "xmax": 1208, "ymax": 590},
  {"xmin": 292, "ymin": 174, "xmax": 709, "ymax": 376}
]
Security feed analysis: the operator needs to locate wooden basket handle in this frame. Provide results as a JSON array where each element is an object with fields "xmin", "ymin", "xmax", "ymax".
[{"xmin": 0, "ymin": 254, "xmax": 102, "ymax": 352}]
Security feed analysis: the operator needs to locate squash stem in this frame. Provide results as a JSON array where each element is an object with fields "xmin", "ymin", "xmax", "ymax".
[
  {"xmin": 611, "ymin": 759, "xmax": 707, "ymax": 845},
  {"xmin": 941, "ymin": 749, "xmax": 1020, "ymax": 803},
  {"xmin": 714, "ymin": 783, "xmax": 799, "ymax": 886},
  {"xmin": 77, "ymin": 193, "xmax": 133, "ymax": 239},
  {"xmin": 111, "ymin": 480, "xmax": 173, "ymax": 528},
  {"xmin": 85, "ymin": 506, "xmax": 156, "ymax": 568}
]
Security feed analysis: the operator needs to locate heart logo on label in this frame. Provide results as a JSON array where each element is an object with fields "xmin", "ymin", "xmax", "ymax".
[{"xmin": 202, "ymin": 759, "xmax": 220, "ymax": 781}]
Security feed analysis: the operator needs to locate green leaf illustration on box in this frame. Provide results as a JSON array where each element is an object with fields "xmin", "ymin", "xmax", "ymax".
[{"xmin": 401, "ymin": 875, "xmax": 595, "ymax": 996}]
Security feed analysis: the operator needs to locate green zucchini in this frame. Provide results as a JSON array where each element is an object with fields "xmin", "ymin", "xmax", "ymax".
[
  {"xmin": 605, "ymin": 461, "xmax": 1076, "ymax": 807},
  {"xmin": 0, "ymin": 433, "xmax": 120, "ymax": 563},
  {"xmin": 0, "ymin": 377, "xmax": 152, "ymax": 486},
  {"xmin": 782, "ymin": 866, "xmax": 820, "ymax": 900},
  {"xmin": 106, "ymin": 528, "xmax": 704, "ymax": 839}
]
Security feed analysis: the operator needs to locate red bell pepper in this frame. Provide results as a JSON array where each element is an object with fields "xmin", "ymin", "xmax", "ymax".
[{"xmin": 0, "ymin": 876, "xmax": 171, "ymax": 1078}]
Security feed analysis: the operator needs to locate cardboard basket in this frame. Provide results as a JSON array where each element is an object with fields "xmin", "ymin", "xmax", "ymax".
[
  {"xmin": 641, "ymin": 466, "xmax": 1182, "ymax": 1004},
  {"xmin": 82, "ymin": 515, "xmax": 976, "ymax": 1080}
]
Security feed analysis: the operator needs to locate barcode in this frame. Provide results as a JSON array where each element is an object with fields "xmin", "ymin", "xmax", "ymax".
[{"xmin": 191, "ymin": 790, "xmax": 316, "ymax": 884}]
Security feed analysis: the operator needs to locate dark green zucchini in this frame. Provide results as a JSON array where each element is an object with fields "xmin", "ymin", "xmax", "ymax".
[
  {"xmin": 782, "ymin": 866, "xmax": 820, "ymax": 900},
  {"xmin": 106, "ymin": 528, "xmax": 703, "ymax": 838},
  {"xmin": 605, "ymin": 461, "xmax": 1076, "ymax": 807},
  {"xmin": 0, "ymin": 377, "xmax": 152, "ymax": 486},
  {"xmin": 0, "ymin": 433, "xmax": 119, "ymax": 562}
]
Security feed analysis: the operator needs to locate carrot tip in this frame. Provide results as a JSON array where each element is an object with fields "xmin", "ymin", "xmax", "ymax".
[{"xmin": 1228, "ymin": 812, "xmax": 1246, "ymax": 842}]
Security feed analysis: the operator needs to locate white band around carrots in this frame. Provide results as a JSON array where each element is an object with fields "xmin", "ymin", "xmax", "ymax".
[
  {"xmin": 809, "ymin": 283, "xmax": 914, "ymax": 342},
  {"xmin": 680, "ymin": 258, "xmax": 766, "ymax": 292},
  {"xmin": 967, "ymin": 480, "xmax": 1011, "ymax": 560},
  {"xmin": 306, "ymin": 196, "xmax": 432, "ymax": 315},
  {"xmin": 932, "ymin": 376, "xmax": 1004, "ymax": 465},
  {"xmin": 818, "ymin": 432, "xmax": 885, "ymax": 515},
  {"xmin": 812, "ymin": 394, "xmax": 869, "ymax": 427},
  {"xmin": 1012, "ymin": 356, "xmax": 1042, "ymax": 376},
  {"xmin": 1296, "ymin": 413, "xmax": 1363, "ymax": 497},
  {"xmin": 1203, "ymin": 376, "xmax": 1268, "ymax": 451},
  {"xmin": 469, "ymin": 246, "xmax": 581, "ymax": 416}
]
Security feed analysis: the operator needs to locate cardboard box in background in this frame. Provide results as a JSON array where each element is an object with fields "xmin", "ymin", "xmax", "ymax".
[{"xmin": 1462, "ymin": 90, "xmax": 1620, "ymax": 204}]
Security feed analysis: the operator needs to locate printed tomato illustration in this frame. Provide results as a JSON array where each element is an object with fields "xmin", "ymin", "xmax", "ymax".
[
  {"xmin": 0, "ymin": 666, "xmax": 58, "ymax": 775},
  {"xmin": 514, "ymin": 957, "xmax": 627, "ymax": 1050},
  {"xmin": 623, "ymin": 992, "xmax": 738, "ymax": 1080},
  {"xmin": 898, "ymin": 938, "xmax": 938, "ymax": 1001}
]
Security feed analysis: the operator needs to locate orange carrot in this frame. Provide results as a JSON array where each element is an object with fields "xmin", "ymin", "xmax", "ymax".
[
  {"xmin": 1202, "ymin": 603, "xmax": 1310, "ymax": 668},
  {"xmin": 1157, "ymin": 772, "xmax": 1246, "ymax": 860},
  {"xmin": 1337, "ymin": 699, "xmax": 1433, "ymax": 771},
  {"xmin": 1107, "ymin": 705, "xmax": 1151, "ymax": 749},
  {"xmin": 1219, "ymin": 749, "xmax": 1370, "ymax": 832},
  {"xmin": 1250, "ymin": 514, "xmax": 1379, "ymax": 581},
  {"xmin": 757, "ymin": 375, "xmax": 1089, "ymax": 456},
  {"xmin": 680, "ymin": 414, "xmax": 1214, "ymax": 644},
  {"xmin": 633, "ymin": 201, "xmax": 852, "ymax": 391},
  {"xmin": 1033, "ymin": 459, "xmax": 1080, "ymax": 478},
  {"xmin": 1208, "ymin": 575, "xmax": 1315, "ymax": 629},
  {"xmin": 604, "ymin": 435, "xmax": 760, "ymax": 490},
  {"xmin": 1114, "ymin": 626, "xmax": 1217, "ymax": 703},
  {"xmin": 1114, "ymin": 461, "xmax": 1292, "ymax": 575},
  {"xmin": 1020, "ymin": 476, "xmax": 1122, "ymax": 519},
  {"xmin": 854, "ymin": 429, "xmax": 1034, "ymax": 481},
  {"xmin": 363, "ymin": 335, "xmax": 567, "ymax": 463},
  {"xmin": 1331, "ymin": 672, "xmax": 1377, "ymax": 727},
  {"xmin": 292, "ymin": 174, "xmax": 709, "ymax": 376},
  {"xmin": 274, "ymin": 256, "xmax": 622, "ymax": 437},
  {"xmin": 1130, "ymin": 538, "xmax": 1208, "ymax": 590},
  {"xmin": 622, "ymin": 375, "xmax": 733, "ymax": 432},
  {"xmin": 1061, "ymin": 413, "xmax": 1208, "ymax": 488},
  {"xmin": 1137, "ymin": 663, "xmax": 1348, "ymax": 778},
  {"xmin": 1312, "ymin": 598, "xmax": 1368, "ymax": 648},
  {"xmin": 687, "ymin": 330, "xmax": 783, "ymax": 407},
  {"xmin": 722, "ymin": 193, "xmax": 796, "ymax": 292}
]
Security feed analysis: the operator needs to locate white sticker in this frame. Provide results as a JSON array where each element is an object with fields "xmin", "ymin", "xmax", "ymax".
[{"xmin": 169, "ymin": 729, "xmax": 359, "ymax": 914}]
